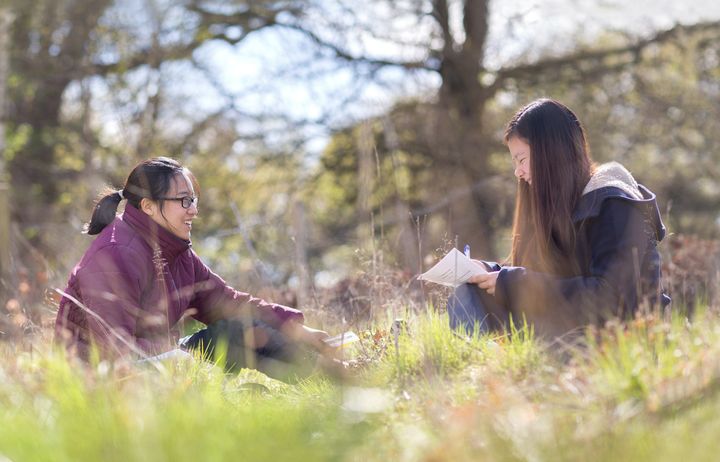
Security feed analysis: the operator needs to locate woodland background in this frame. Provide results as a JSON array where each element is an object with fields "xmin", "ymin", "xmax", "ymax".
[
  {"xmin": 4, "ymin": 4, "xmax": 720, "ymax": 461},
  {"xmin": 1, "ymin": 0, "xmax": 720, "ymax": 328}
]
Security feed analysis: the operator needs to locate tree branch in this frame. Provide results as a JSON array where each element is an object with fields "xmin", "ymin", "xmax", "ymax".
[
  {"xmin": 90, "ymin": 2, "xmax": 281, "ymax": 76},
  {"xmin": 432, "ymin": 0, "xmax": 454, "ymax": 54},
  {"xmin": 276, "ymin": 22, "xmax": 435, "ymax": 71},
  {"xmin": 489, "ymin": 20, "xmax": 720, "ymax": 94}
]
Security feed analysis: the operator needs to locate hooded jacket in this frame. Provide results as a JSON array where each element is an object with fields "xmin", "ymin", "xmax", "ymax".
[
  {"xmin": 491, "ymin": 162, "xmax": 670, "ymax": 338},
  {"xmin": 55, "ymin": 204, "xmax": 304, "ymax": 359}
]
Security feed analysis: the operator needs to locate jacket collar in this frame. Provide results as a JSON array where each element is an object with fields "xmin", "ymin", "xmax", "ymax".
[
  {"xmin": 122, "ymin": 204, "xmax": 191, "ymax": 261},
  {"xmin": 573, "ymin": 162, "xmax": 666, "ymax": 241},
  {"xmin": 582, "ymin": 161, "xmax": 642, "ymax": 199}
]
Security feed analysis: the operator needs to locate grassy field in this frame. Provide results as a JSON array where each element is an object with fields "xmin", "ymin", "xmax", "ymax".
[{"xmin": 2, "ymin": 305, "xmax": 720, "ymax": 461}]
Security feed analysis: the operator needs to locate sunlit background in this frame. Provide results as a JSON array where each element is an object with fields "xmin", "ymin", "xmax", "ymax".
[{"xmin": 1, "ymin": 0, "xmax": 719, "ymax": 318}]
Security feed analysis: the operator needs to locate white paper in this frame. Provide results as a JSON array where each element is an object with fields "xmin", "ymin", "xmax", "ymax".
[
  {"xmin": 417, "ymin": 248, "xmax": 487, "ymax": 287},
  {"xmin": 323, "ymin": 331, "xmax": 360, "ymax": 349}
]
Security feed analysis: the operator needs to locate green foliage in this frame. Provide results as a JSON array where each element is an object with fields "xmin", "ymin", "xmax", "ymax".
[
  {"xmin": 6, "ymin": 303, "xmax": 720, "ymax": 460},
  {"xmin": 581, "ymin": 308, "xmax": 720, "ymax": 405},
  {"xmin": 0, "ymin": 350, "xmax": 368, "ymax": 462},
  {"xmin": 186, "ymin": 148, "xmax": 306, "ymax": 288},
  {"xmin": 371, "ymin": 309, "xmax": 542, "ymax": 385},
  {"xmin": 501, "ymin": 316, "xmax": 542, "ymax": 378},
  {"xmin": 312, "ymin": 119, "xmax": 433, "ymax": 246},
  {"xmin": 374, "ymin": 309, "xmax": 487, "ymax": 381},
  {"xmin": 2, "ymin": 123, "xmax": 31, "ymax": 164}
]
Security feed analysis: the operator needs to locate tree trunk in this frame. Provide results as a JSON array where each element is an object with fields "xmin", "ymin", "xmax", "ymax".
[
  {"xmin": 6, "ymin": 0, "xmax": 111, "ymax": 251},
  {"xmin": 356, "ymin": 121, "xmax": 376, "ymax": 245},
  {"xmin": 0, "ymin": 8, "xmax": 13, "ymax": 294},
  {"xmin": 382, "ymin": 115, "xmax": 420, "ymax": 270},
  {"xmin": 292, "ymin": 200, "xmax": 311, "ymax": 308},
  {"xmin": 432, "ymin": 0, "xmax": 497, "ymax": 259}
]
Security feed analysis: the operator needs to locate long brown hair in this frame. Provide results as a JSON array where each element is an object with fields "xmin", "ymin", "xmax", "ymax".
[{"xmin": 505, "ymin": 99, "xmax": 595, "ymax": 276}]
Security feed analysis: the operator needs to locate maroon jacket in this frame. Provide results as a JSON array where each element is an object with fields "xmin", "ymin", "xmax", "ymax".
[{"xmin": 55, "ymin": 204, "xmax": 304, "ymax": 359}]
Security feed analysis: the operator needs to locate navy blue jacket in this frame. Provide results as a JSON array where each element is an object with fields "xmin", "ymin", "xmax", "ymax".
[{"xmin": 491, "ymin": 163, "xmax": 669, "ymax": 338}]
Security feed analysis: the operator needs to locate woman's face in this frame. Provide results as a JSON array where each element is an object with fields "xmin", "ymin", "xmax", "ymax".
[
  {"xmin": 143, "ymin": 171, "xmax": 198, "ymax": 240},
  {"xmin": 508, "ymin": 136, "xmax": 532, "ymax": 185}
]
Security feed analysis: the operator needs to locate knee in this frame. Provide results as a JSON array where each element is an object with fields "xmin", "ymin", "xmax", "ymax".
[
  {"xmin": 447, "ymin": 284, "xmax": 493, "ymax": 335},
  {"xmin": 447, "ymin": 284, "xmax": 475, "ymax": 323},
  {"xmin": 447, "ymin": 284, "xmax": 475, "ymax": 311}
]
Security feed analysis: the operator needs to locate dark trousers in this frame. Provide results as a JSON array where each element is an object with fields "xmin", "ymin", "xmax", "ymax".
[
  {"xmin": 447, "ymin": 283, "xmax": 510, "ymax": 336},
  {"xmin": 180, "ymin": 319, "xmax": 318, "ymax": 382}
]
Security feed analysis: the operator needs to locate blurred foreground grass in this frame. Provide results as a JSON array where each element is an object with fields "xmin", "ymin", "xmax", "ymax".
[{"xmin": 2, "ymin": 307, "xmax": 720, "ymax": 461}]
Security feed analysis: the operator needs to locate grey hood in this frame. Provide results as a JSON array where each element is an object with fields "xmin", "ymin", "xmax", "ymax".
[
  {"xmin": 573, "ymin": 162, "xmax": 666, "ymax": 241},
  {"xmin": 582, "ymin": 161, "xmax": 643, "ymax": 200}
]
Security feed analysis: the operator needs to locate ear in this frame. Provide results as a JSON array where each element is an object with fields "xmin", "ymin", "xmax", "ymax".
[{"xmin": 140, "ymin": 198, "xmax": 156, "ymax": 216}]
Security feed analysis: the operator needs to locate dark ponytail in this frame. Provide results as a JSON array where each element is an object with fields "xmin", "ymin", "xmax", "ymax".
[
  {"xmin": 84, "ymin": 157, "xmax": 194, "ymax": 235},
  {"xmin": 85, "ymin": 189, "xmax": 124, "ymax": 235}
]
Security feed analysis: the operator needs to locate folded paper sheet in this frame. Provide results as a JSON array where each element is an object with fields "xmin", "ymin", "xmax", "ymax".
[{"xmin": 417, "ymin": 248, "xmax": 487, "ymax": 287}]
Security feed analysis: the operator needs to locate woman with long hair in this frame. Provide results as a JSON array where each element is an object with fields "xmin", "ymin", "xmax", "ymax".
[
  {"xmin": 448, "ymin": 99, "xmax": 670, "ymax": 339},
  {"xmin": 55, "ymin": 157, "xmax": 336, "ymax": 380}
]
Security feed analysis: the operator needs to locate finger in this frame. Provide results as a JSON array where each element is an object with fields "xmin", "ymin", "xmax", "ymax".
[
  {"xmin": 468, "ymin": 275, "xmax": 488, "ymax": 284},
  {"xmin": 317, "ymin": 330, "xmax": 330, "ymax": 340},
  {"xmin": 319, "ymin": 341, "xmax": 338, "ymax": 357},
  {"xmin": 311, "ymin": 332, "xmax": 334, "ymax": 353}
]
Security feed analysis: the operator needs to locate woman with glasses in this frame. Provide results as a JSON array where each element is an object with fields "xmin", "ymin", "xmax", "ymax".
[{"xmin": 55, "ymin": 157, "xmax": 336, "ymax": 380}]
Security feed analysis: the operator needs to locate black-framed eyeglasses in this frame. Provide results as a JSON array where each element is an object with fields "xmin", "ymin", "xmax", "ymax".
[{"xmin": 159, "ymin": 196, "xmax": 198, "ymax": 209}]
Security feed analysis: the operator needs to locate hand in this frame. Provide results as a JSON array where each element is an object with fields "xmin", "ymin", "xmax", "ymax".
[
  {"xmin": 468, "ymin": 271, "xmax": 499, "ymax": 295},
  {"xmin": 471, "ymin": 259, "xmax": 495, "ymax": 272},
  {"xmin": 285, "ymin": 321, "xmax": 331, "ymax": 353},
  {"xmin": 300, "ymin": 325, "xmax": 332, "ymax": 352}
]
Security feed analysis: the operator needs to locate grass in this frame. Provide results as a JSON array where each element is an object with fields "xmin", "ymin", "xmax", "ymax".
[{"xmin": 3, "ymin": 305, "xmax": 720, "ymax": 461}]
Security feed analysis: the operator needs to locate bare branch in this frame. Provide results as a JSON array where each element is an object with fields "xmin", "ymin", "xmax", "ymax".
[
  {"xmin": 432, "ymin": 0, "xmax": 453, "ymax": 53},
  {"xmin": 185, "ymin": 3, "xmax": 279, "ymax": 27},
  {"xmin": 490, "ymin": 20, "xmax": 720, "ymax": 94},
  {"xmin": 276, "ymin": 22, "xmax": 435, "ymax": 71},
  {"xmin": 90, "ymin": 2, "xmax": 281, "ymax": 76}
]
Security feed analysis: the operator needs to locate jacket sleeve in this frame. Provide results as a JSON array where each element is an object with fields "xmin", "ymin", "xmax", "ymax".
[
  {"xmin": 74, "ymin": 245, "xmax": 152, "ymax": 357},
  {"xmin": 494, "ymin": 199, "xmax": 653, "ymax": 333},
  {"xmin": 188, "ymin": 251, "xmax": 304, "ymax": 328}
]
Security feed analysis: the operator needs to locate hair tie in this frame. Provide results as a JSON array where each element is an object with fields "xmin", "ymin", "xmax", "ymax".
[{"xmin": 118, "ymin": 189, "xmax": 125, "ymax": 200}]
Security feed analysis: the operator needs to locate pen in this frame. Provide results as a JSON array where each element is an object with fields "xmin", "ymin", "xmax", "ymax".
[{"xmin": 463, "ymin": 244, "xmax": 471, "ymax": 258}]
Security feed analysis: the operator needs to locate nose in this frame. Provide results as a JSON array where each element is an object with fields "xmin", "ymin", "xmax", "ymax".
[
  {"xmin": 513, "ymin": 165, "xmax": 522, "ymax": 179},
  {"xmin": 187, "ymin": 202, "xmax": 199, "ymax": 216}
]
